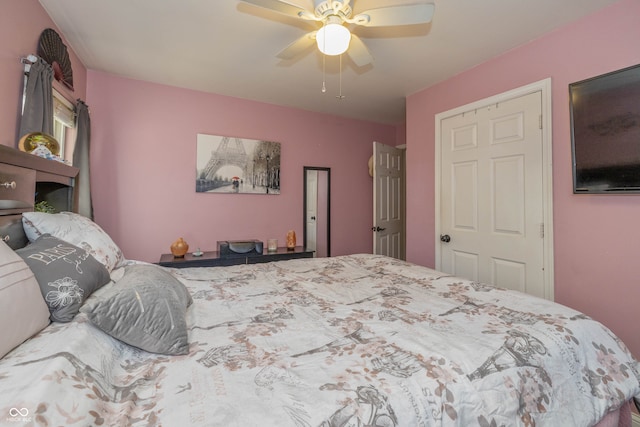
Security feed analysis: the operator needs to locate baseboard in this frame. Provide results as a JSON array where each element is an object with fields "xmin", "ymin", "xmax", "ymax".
[{"xmin": 632, "ymin": 412, "xmax": 640, "ymax": 427}]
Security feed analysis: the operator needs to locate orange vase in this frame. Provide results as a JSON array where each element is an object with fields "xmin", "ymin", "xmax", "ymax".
[
  {"xmin": 170, "ymin": 237, "xmax": 189, "ymax": 258},
  {"xmin": 286, "ymin": 230, "xmax": 296, "ymax": 250}
]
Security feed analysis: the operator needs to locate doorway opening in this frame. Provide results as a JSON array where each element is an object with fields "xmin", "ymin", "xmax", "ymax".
[{"xmin": 303, "ymin": 167, "xmax": 331, "ymax": 257}]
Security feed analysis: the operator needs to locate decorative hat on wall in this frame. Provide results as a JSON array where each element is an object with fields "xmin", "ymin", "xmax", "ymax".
[{"xmin": 37, "ymin": 28, "xmax": 74, "ymax": 91}]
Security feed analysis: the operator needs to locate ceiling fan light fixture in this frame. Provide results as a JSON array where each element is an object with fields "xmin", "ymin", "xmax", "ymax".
[{"xmin": 316, "ymin": 21, "xmax": 351, "ymax": 56}]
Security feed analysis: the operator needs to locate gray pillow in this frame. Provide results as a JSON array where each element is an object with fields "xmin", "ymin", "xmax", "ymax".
[
  {"xmin": 82, "ymin": 264, "xmax": 192, "ymax": 355},
  {"xmin": 16, "ymin": 234, "xmax": 111, "ymax": 323}
]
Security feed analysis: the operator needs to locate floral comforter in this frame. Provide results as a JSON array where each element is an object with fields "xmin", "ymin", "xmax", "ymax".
[{"xmin": 1, "ymin": 254, "xmax": 639, "ymax": 426}]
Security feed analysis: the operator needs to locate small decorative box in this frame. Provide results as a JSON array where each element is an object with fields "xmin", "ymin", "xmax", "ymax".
[{"xmin": 217, "ymin": 240, "xmax": 264, "ymax": 258}]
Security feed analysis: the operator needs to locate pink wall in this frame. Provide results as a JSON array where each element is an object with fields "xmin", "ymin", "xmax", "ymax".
[
  {"xmin": 406, "ymin": 0, "xmax": 640, "ymax": 357},
  {"xmin": 86, "ymin": 71, "xmax": 397, "ymax": 263},
  {"xmin": 0, "ymin": 0, "xmax": 86, "ymax": 147}
]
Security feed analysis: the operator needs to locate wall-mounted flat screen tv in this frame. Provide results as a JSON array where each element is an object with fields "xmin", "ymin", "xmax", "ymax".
[{"xmin": 569, "ymin": 63, "xmax": 640, "ymax": 193}]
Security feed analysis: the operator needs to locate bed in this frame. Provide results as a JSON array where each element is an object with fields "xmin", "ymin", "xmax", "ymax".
[{"xmin": 1, "ymin": 156, "xmax": 639, "ymax": 427}]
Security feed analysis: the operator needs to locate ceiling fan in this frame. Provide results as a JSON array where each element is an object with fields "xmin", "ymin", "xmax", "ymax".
[{"xmin": 238, "ymin": 0, "xmax": 435, "ymax": 67}]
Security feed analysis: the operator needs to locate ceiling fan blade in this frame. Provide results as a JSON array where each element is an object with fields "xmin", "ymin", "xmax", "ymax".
[
  {"xmin": 347, "ymin": 34, "xmax": 373, "ymax": 67},
  {"xmin": 354, "ymin": 3, "xmax": 435, "ymax": 27},
  {"xmin": 276, "ymin": 31, "xmax": 317, "ymax": 60},
  {"xmin": 238, "ymin": 0, "xmax": 309, "ymax": 19}
]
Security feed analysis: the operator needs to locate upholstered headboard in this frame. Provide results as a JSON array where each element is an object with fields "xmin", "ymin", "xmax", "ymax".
[{"xmin": 0, "ymin": 145, "xmax": 78, "ymax": 249}]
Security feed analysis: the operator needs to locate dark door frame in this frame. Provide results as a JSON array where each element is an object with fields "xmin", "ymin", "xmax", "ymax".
[{"xmin": 303, "ymin": 166, "xmax": 331, "ymax": 257}]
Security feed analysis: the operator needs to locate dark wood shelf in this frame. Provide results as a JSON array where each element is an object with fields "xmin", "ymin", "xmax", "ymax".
[
  {"xmin": 0, "ymin": 145, "xmax": 78, "ymax": 216},
  {"xmin": 0, "ymin": 145, "xmax": 78, "ymax": 186},
  {"xmin": 158, "ymin": 246, "xmax": 314, "ymax": 268}
]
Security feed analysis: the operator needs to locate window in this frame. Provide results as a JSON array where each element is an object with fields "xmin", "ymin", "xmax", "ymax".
[
  {"xmin": 21, "ymin": 59, "xmax": 77, "ymax": 162},
  {"xmin": 52, "ymin": 89, "xmax": 76, "ymax": 160}
]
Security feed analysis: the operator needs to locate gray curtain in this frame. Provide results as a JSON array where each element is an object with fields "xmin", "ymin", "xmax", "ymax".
[
  {"xmin": 73, "ymin": 100, "xmax": 93, "ymax": 219},
  {"xmin": 19, "ymin": 58, "xmax": 54, "ymax": 138}
]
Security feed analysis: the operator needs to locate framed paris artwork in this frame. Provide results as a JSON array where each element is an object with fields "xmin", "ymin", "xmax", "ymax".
[{"xmin": 196, "ymin": 133, "xmax": 281, "ymax": 195}]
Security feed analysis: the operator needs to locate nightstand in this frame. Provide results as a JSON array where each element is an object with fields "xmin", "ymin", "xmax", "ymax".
[{"xmin": 158, "ymin": 246, "xmax": 314, "ymax": 268}]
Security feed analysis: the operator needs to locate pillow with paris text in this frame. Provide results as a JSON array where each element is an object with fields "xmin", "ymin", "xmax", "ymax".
[
  {"xmin": 16, "ymin": 234, "xmax": 111, "ymax": 322},
  {"xmin": 22, "ymin": 211, "xmax": 124, "ymax": 272}
]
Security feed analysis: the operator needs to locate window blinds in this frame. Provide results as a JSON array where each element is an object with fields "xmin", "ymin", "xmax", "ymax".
[{"xmin": 53, "ymin": 90, "xmax": 75, "ymax": 128}]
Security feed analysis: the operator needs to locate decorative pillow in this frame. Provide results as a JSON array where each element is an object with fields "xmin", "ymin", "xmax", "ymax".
[
  {"xmin": 82, "ymin": 264, "xmax": 193, "ymax": 355},
  {"xmin": 22, "ymin": 211, "xmax": 124, "ymax": 272},
  {"xmin": 0, "ymin": 240, "xmax": 50, "ymax": 358},
  {"xmin": 16, "ymin": 234, "xmax": 111, "ymax": 323}
]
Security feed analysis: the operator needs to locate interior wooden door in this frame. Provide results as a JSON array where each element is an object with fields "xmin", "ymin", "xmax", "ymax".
[
  {"xmin": 373, "ymin": 141, "xmax": 404, "ymax": 259},
  {"xmin": 439, "ymin": 91, "xmax": 546, "ymax": 298}
]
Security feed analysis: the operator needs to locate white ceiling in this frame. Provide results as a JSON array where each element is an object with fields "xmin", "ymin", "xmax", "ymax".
[{"xmin": 39, "ymin": 0, "xmax": 619, "ymax": 124}]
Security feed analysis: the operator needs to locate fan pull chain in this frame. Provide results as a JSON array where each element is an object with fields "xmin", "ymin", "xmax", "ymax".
[
  {"xmin": 321, "ymin": 53, "xmax": 327, "ymax": 93},
  {"xmin": 336, "ymin": 54, "xmax": 345, "ymax": 100}
]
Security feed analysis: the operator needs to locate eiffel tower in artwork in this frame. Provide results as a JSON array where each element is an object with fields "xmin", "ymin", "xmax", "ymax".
[{"xmin": 201, "ymin": 137, "xmax": 248, "ymax": 180}]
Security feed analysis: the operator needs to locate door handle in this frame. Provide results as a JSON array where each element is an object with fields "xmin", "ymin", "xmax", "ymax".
[
  {"xmin": 372, "ymin": 226, "xmax": 386, "ymax": 232},
  {"xmin": 311, "ymin": 216, "xmax": 316, "ymax": 220},
  {"xmin": 440, "ymin": 234, "xmax": 451, "ymax": 243}
]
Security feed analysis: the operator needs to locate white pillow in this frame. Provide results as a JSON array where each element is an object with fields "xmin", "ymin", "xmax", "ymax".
[
  {"xmin": 0, "ymin": 240, "xmax": 50, "ymax": 358},
  {"xmin": 22, "ymin": 212, "xmax": 124, "ymax": 272}
]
